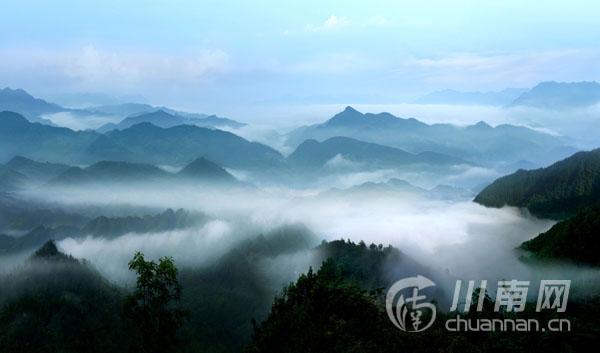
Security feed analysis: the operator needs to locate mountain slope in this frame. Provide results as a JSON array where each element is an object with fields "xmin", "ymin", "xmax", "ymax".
[
  {"xmin": 0, "ymin": 241, "xmax": 130, "ymax": 353},
  {"xmin": 286, "ymin": 106, "xmax": 572, "ymax": 165},
  {"xmin": 0, "ymin": 112, "xmax": 281, "ymax": 170},
  {"xmin": 97, "ymin": 109, "xmax": 245, "ymax": 133},
  {"xmin": 520, "ymin": 206, "xmax": 600, "ymax": 265},
  {"xmin": 509, "ymin": 81, "xmax": 600, "ymax": 109},
  {"xmin": 48, "ymin": 161, "xmax": 171, "ymax": 186},
  {"xmin": 47, "ymin": 158, "xmax": 238, "ymax": 187},
  {"xmin": 0, "ymin": 111, "xmax": 100, "ymax": 163},
  {"xmin": 474, "ymin": 149, "xmax": 600, "ymax": 218},
  {"xmin": 0, "ymin": 164, "xmax": 28, "ymax": 192},
  {"xmin": 177, "ymin": 157, "xmax": 237, "ymax": 182},
  {"xmin": 5, "ymin": 156, "xmax": 70, "ymax": 183},
  {"xmin": 287, "ymin": 136, "xmax": 469, "ymax": 170},
  {"xmin": 92, "ymin": 123, "xmax": 283, "ymax": 169},
  {"xmin": 0, "ymin": 88, "xmax": 64, "ymax": 119}
]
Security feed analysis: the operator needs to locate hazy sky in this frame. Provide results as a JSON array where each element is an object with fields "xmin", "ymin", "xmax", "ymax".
[{"xmin": 2, "ymin": 0, "xmax": 600, "ymax": 112}]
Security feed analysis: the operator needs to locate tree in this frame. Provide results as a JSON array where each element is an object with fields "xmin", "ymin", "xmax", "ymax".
[{"xmin": 125, "ymin": 252, "xmax": 186, "ymax": 353}]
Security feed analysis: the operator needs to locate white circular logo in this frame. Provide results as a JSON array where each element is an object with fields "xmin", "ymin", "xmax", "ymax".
[{"xmin": 386, "ymin": 275, "xmax": 437, "ymax": 332}]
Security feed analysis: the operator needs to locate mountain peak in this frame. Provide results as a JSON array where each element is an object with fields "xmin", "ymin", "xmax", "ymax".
[
  {"xmin": 31, "ymin": 240, "xmax": 77, "ymax": 262},
  {"xmin": 178, "ymin": 157, "xmax": 236, "ymax": 182},
  {"xmin": 0, "ymin": 111, "xmax": 32, "ymax": 127},
  {"xmin": 324, "ymin": 106, "xmax": 364, "ymax": 127},
  {"xmin": 6, "ymin": 156, "xmax": 40, "ymax": 168},
  {"xmin": 0, "ymin": 87, "xmax": 33, "ymax": 99},
  {"xmin": 471, "ymin": 121, "xmax": 492, "ymax": 129}
]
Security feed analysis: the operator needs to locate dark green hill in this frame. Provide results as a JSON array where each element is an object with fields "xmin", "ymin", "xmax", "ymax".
[
  {"xmin": 520, "ymin": 206, "xmax": 600, "ymax": 266},
  {"xmin": 0, "ymin": 241, "xmax": 130, "ymax": 353},
  {"xmin": 474, "ymin": 149, "xmax": 600, "ymax": 218}
]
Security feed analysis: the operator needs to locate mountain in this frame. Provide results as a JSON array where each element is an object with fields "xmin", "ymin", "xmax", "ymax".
[
  {"xmin": 0, "ymin": 111, "xmax": 282, "ymax": 170},
  {"xmin": 509, "ymin": 81, "xmax": 600, "ymax": 109},
  {"xmin": 48, "ymin": 161, "xmax": 171, "ymax": 186},
  {"xmin": 0, "ymin": 111, "xmax": 100, "ymax": 163},
  {"xmin": 84, "ymin": 102, "xmax": 157, "ymax": 117},
  {"xmin": 0, "ymin": 164, "xmax": 28, "ymax": 192},
  {"xmin": 96, "ymin": 109, "xmax": 245, "ymax": 133},
  {"xmin": 0, "ymin": 88, "xmax": 64, "ymax": 119},
  {"xmin": 520, "ymin": 206, "xmax": 600, "ymax": 266},
  {"xmin": 177, "ymin": 157, "xmax": 237, "ymax": 183},
  {"xmin": 81, "ymin": 209, "xmax": 203, "ymax": 238},
  {"xmin": 0, "ymin": 209, "xmax": 202, "ymax": 253},
  {"xmin": 415, "ymin": 88, "xmax": 526, "ymax": 106},
  {"xmin": 0, "ymin": 225, "xmax": 80, "ymax": 253},
  {"xmin": 286, "ymin": 106, "xmax": 572, "ymax": 165},
  {"xmin": 90, "ymin": 123, "xmax": 283, "ymax": 169},
  {"xmin": 321, "ymin": 178, "xmax": 473, "ymax": 201},
  {"xmin": 5, "ymin": 156, "xmax": 70, "ymax": 184},
  {"xmin": 287, "ymin": 136, "xmax": 469, "ymax": 170},
  {"xmin": 48, "ymin": 158, "xmax": 238, "ymax": 187},
  {"xmin": 0, "ymin": 242, "xmax": 129, "ymax": 353},
  {"xmin": 474, "ymin": 149, "xmax": 600, "ymax": 218},
  {"xmin": 0, "ymin": 193, "xmax": 90, "ymax": 232}
]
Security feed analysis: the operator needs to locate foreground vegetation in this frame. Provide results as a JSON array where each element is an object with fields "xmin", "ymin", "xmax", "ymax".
[{"xmin": 1, "ymin": 237, "xmax": 600, "ymax": 353}]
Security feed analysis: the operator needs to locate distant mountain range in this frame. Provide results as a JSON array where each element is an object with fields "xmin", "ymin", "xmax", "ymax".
[
  {"xmin": 5, "ymin": 156, "xmax": 70, "ymax": 184},
  {"xmin": 474, "ymin": 148, "xmax": 600, "ymax": 218},
  {"xmin": 415, "ymin": 88, "xmax": 526, "ymax": 106},
  {"xmin": 0, "ymin": 209, "xmax": 202, "ymax": 254},
  {"xmin": 416, "ymin": 81, "xmax": 600, "ymax": 109},
  {"xmin": 0, "ymin": 88, "xmax": 64, "ymax": 119},
  {"xmin": 97, "ymin": 109, "xmax": 244, "ymax": 132},
  {"xmin": 286, "ymin": 106, "xmax": 575, "ymax": 165},
  {"xmin": 47, "ymin": 159, "xmax": 237, "ymax": 187},
  {"xmin": 287, "ymin": 136, "xmax": 470, "ymax": 170},
  {"xmin": 0, "ymin": 164, "xmax": 27, "ymax": 192},
  {"xmin": 509, "ymin": 81, "xmax": 600, "ymax": 109},
  {"xmin": 321, "ymin": 178, "xmax": 474, "ymax": 201},
  {"xmin": 0, "ymin": 111, "xmax": 281, "ymax": 169},
  {"xmin": 0, "ymin": 111, "xmax": 491, "ymax": 188},
  {"xmin": 0, "ymin": 87, "xmax": 246, "ymax": 130}
]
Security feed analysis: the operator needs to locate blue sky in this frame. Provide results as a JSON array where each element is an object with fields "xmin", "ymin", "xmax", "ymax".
[{"xmin": 2, "ymin": 0, "xmax": 600, "ymax": 112}]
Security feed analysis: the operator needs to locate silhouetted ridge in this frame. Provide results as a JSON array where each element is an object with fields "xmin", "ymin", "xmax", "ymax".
[
  {"xmin": 475, "ymin": 148, "xmax": 600, "ymax": 218},
  {"xmin": 178, "ymin": 157, "xmax": 236, "ymax": 182}
]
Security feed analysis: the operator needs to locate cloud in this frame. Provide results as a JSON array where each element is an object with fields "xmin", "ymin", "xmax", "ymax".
[
  {"xmin": 0, "ymin": 45, "xmax": 231, "ymax": 93},
  {"xmin": 305, "ymin": 15, "xmax": 350, "ymax": 32},
  {"xmin": 68, "ymin": 45, "xmax": 230, "ymax": 85},
  {"xmin": 396, "ymin": 49, "xmax": 600, "ymax": 89}
]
